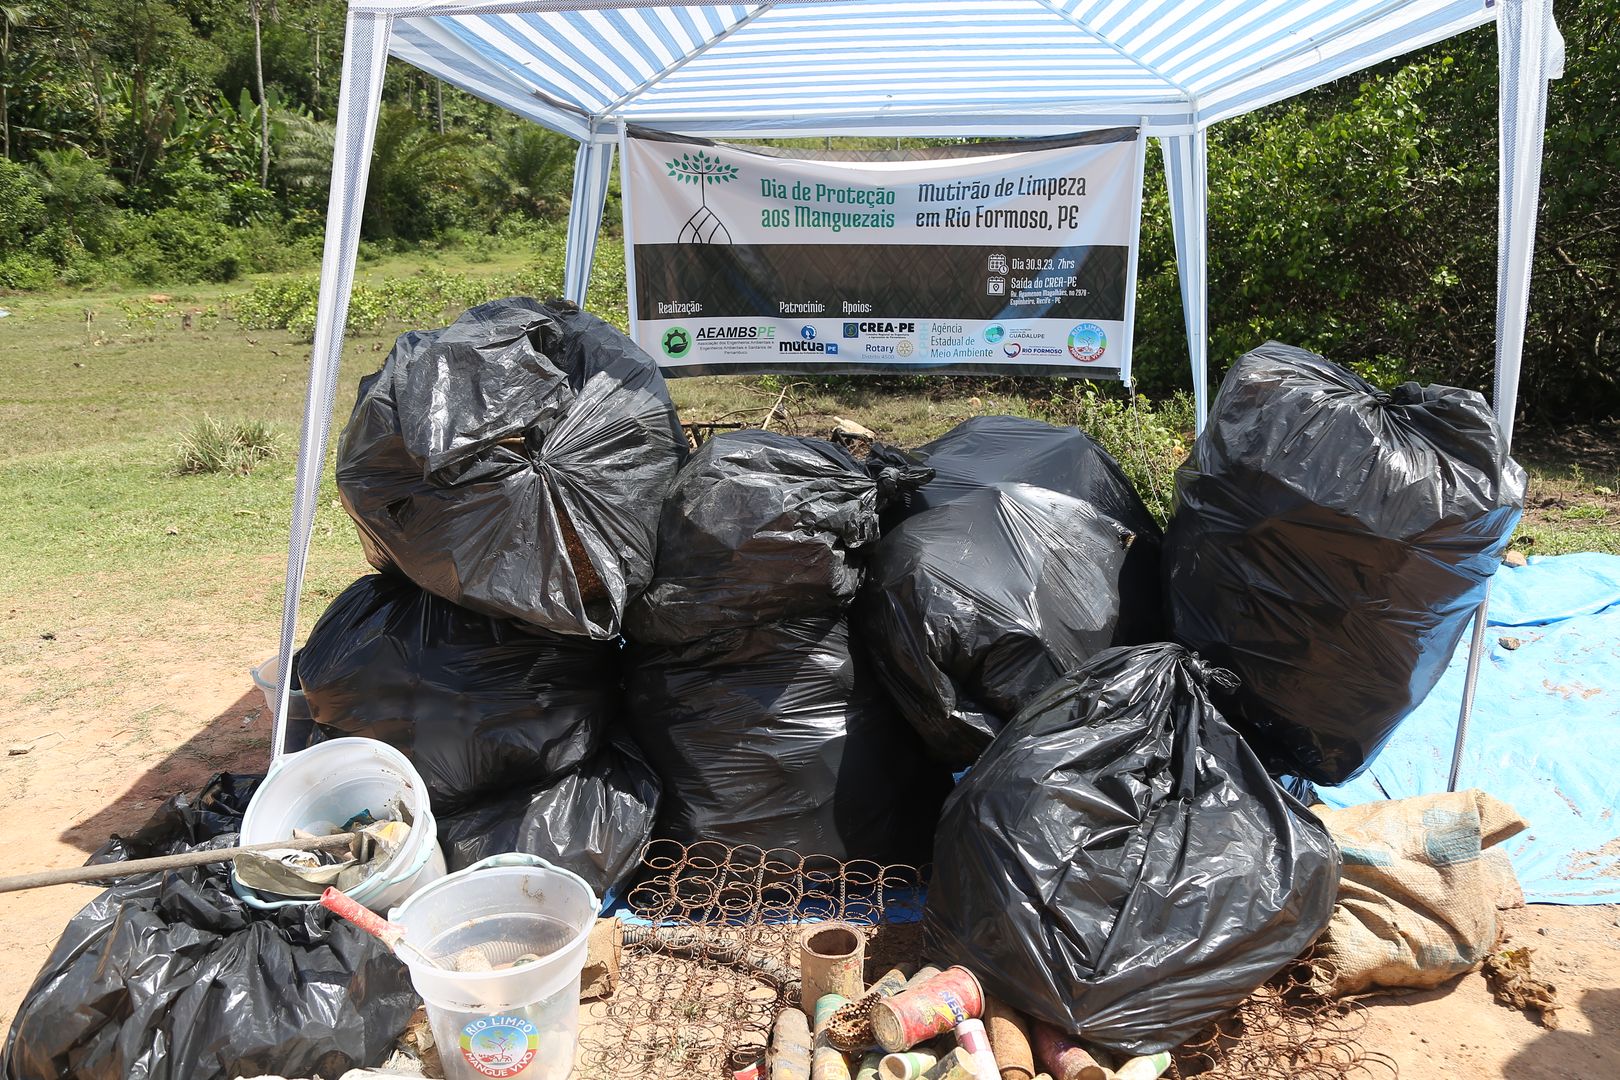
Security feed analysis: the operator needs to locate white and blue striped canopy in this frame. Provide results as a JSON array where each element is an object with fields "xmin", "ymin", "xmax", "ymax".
[{"xmin": 365, "ymin": 0, "xmax": 1500, "ymax": 140}]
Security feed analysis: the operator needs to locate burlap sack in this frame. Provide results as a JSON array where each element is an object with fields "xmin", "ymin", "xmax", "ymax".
[{"xmin": 1312, "ymin": 790, "xmax": 1528, "ymax": 996}]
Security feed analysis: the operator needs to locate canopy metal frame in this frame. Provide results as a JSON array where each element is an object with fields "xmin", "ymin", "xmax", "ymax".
[{"xmin": 272, "ymin": 1, "xmax": 1563, "ymax": 795}]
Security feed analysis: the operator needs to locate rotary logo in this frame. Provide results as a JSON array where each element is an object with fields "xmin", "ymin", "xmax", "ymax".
[
  {"xmin": 1066, "ymin": 323, "xmax": 1107, "ymax": 364},
  {"xmin": 460, "ymin": 1015, "xmax": 540, "ymax": 1078}
]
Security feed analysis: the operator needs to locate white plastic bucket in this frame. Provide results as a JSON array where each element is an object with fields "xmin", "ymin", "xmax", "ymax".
[
  {"xmin": 251, "ymin": 653, "xmax": 312, "ymax": 754},
  {"xmin": 389, "ymin": 854, "xmax": 598, "ymax": 1080},
  {"xmin": 234, "ymin": 737, "xmax": 446, "ymax": 912}
]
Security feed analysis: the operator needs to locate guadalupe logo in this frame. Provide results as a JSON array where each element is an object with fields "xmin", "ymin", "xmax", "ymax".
[
  {"xmin": 1067, "ymin": 322, "xmax": 1107, "ymax": 363},
  {"xmin": 460, "ymin": 1015, "xmax": 539, "ymax": 1078},
  {"xmin": 661, "ymin": 326, "xmax": 692, "ymax": 358}
]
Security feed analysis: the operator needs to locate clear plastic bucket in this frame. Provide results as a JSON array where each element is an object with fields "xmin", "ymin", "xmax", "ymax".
[
  {"xmin": 234, "ymin": 737, "xmax": 446, "ymax": 912},
  {"xmin": 251, "ymin": 652, "xmax": 313, "ymax": 754},
  {"xmin": 388, "ymin": 854, "xmax": 598, "ymax": 1080}
]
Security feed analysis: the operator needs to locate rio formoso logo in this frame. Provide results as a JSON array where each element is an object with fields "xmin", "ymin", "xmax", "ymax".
[
  {"xmin": 1067, "ymin": 322, "xmax": 1108, "ymax": 363},
  {"xmin": 460, "ymin": 1015, "xmax": 539, "ymax": 1078}
]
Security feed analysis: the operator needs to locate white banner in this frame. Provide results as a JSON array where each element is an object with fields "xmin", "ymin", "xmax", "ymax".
[{"xmin": 622, "ymin": 129, "xmax": 1146, "ymax": 379}]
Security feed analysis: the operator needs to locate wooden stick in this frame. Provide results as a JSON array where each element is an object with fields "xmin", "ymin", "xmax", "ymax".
[{"xmin": 0, "ymin": 832, "xmax": 360, "ymax": 894}]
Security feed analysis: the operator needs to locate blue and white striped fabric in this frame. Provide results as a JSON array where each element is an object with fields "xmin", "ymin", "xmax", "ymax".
[{"xmin": 359, "ymin": 0, "xmax": 1498, "ymax": 135}]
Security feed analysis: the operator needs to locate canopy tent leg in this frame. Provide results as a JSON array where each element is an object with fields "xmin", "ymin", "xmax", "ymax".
[
  {"xmin": 1448, "ymin": 0, "xmax": 1561, "ymax": 791},
  {"xmin": 269, "ymin": 10, "xmax": 391, "ymax": 760},
  {"xmin": 563, "ymin": 139, "xmax": 616, "ymax": 304},
  {"xmin": 1161, "ymin": 130, "xmax": 1210, "ymax": 434}
]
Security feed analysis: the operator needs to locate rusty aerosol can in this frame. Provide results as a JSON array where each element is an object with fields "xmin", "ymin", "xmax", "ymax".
[
  {"xmin": 1029, "ymin": 1023, "xmax": 1109, "ymax": 1080},
  {"xmin": 871, "ymin": 967, "xmax": 985, "ymax": 1051}
]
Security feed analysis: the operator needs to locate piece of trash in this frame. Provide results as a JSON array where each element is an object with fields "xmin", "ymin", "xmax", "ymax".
[
  {"xmin": 39, "ymin": 631, "xmax": 54, "ymax": 641},
  {"xmin": 1504, "ymin": 549, "xmax": 1529, "ymax": 567},
  {"xmin": 1500, "ymin": 636, "xmax": 1523, "ymax": 650},
  {"xmin": 164, "ymin": 526, "xmax": 178, "ymax": 536},
  {"xmin": 1483, "ymin": 944, "xmax": 1559, "ymax": 1028},
  {"xmin": 8, "ymin": 745, "xmax": 31, "ymax": 756},
  {"xmin": 833, "ymin": 415, "xmax": 877, "ymax": 440}
]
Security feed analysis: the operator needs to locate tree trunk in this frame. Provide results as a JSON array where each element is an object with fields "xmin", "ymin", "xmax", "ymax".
[
  {"xmin": 252, "ymin": 0, "xmax": 269, "ymax": 186},
  {"xmin": 435, "ymin": 80, "xmax": 444, "ymax": 135},
  {"xmin": 311, "ymin": 23, "xmax": 321, "ymax": 119},
  {"xmin": 2, "ymin": 18, "xmax": 10, "ymax": 160}
]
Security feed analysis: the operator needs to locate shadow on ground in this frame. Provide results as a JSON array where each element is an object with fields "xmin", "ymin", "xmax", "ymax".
[
  {"xmin": 1505, "ymin": 987, "xmax": 1620, "ymax": 1080},
  {"xmin": 57, "ymin": 689, "xmax": 268, "ymax": 854}
]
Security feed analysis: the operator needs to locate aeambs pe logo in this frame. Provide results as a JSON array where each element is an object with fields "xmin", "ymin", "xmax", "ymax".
[{"xmin": 661, "ymin": 326, "xmax": 692, "ymax": 359}]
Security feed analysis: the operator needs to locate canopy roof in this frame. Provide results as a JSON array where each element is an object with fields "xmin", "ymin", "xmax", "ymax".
[{"xmin": 363, "ymin": 0, "xmax": 1500, "ymax": 138}]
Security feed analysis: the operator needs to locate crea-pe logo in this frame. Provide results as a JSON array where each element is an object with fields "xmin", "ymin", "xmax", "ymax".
[
  {"xmin": 661, "ymin": 326, "xmax": 692, "ymax": 359},
  {"xmin": 1067, "ymin": 322, "xmax": 1107, "ymax": 363},
  {"xmin": 843, "ymin": 322, "xmax": 861, "ymax": 338},
  {"xmin": 983, "ymin": 324, "xmax": 1006, "ymax": 344},
  {"xmin": 460, "ymin": 1015, "xmax": 539, "ymax": 1078}
]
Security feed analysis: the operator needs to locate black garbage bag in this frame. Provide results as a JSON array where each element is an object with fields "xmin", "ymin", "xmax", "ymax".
[
  {"xmin": 894, "ymin": 415, "xmax": 1165, "ymax": 644},
  {"xmin": 857, "ymin": 483, "xmax": 1135, "ymax": 767},
  {"xmin": 1163, "ymin": 343, "xmax": 1526, "ymax": 784},
  {"xmin": 337, "ymin": 296, "xmax": 686, "ymax": 639},
  {"xmin": 438, "ymin": 738, "xmax": 661, "ymax": 900},
  {"xmin": 298, "ymin": 574, "xmax": 616, "ymax": 813},
  {"xmin": 86, "ymin": 772, "xmax": 262, "ymax": 864},
  {"xmin": 624, "ymin": 616, "xmax": 950, "ymax": 863},
  {"xmin": 3, "ymin": 783, "xmax": 416, "ymax": 1080},
  {"xmin": 625, "ymin": 431, "xmax": 929, "ymax": 645},
  {"xmin": 924, "ymin": 643, "xmax": 1339, "ymax": 1056}
]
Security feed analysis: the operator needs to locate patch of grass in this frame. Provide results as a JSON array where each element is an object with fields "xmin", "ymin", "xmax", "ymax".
[{"xmin": 175, "ymin": 416, "xmax": 281, "ymax": 476}]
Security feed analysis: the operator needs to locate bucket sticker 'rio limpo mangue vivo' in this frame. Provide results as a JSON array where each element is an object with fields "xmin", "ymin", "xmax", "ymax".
[{"xmin": 461, "ymin": 1015, "xmax": 540, "ymax": 1078}]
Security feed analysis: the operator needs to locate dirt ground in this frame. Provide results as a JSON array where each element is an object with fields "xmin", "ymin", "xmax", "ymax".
[{"xmin": 1, "ymin": 616, "xmax": 1617, "ymax": 1080}]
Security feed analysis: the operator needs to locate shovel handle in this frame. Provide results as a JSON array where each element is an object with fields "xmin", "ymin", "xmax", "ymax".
[{"xmin": 319, "ymin": 886, "xmax": 405, "ymax": 947}]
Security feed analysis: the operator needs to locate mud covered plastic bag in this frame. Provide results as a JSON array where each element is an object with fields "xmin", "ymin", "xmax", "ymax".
[
  {"xmin": 894, "ymin": 415, "xmax": 1164, "ymax": 644},
  {"xmin": 2, "ymin": 777, "xmax": 416, "ymax": 1080},
  {"xmin": 1164, "ymin": 343, "xmax": 1526, "ymax": 783},
  {"xmin": 337, "ymin": 297, "xmax": 686, "ymax": 639},
  {"xmin": 438, "ymin": 739, "xmax": 661, "ymax": 900},
  {"xmin": 625, "ymin": 431, "xmax": 929, "ymax": 645},
  {"xmin": 858, "ymin": 483, "xmax": 1134, "ymax": 767},
  {"xmin": 298, "ymin": 574, "xmax": 616, "ymax": 813},
  {"xmin": 924, "ymin": 643, "xmax": 1339, "ymax": 1056},
  {"xmin": 625, "ymin": 616, "xmax": 950, "ymax": 863}
]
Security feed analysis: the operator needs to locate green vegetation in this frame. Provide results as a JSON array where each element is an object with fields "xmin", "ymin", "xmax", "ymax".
[
  {"xmin": 174, "ymin": 414, "xmax": 280, "ymax": 475},
  {"xmin": 0, "ymin": 253, "xmax": 1610, "ymax": 665},
  {"xmin": 0, "ymin": 3, "xmax": 1616, "ymax": 423}
]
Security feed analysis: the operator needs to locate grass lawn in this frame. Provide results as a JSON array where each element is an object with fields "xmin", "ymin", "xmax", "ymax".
[{"xmin": 0, "ymin": 243, "xmax": 1615, "ymax": 659}]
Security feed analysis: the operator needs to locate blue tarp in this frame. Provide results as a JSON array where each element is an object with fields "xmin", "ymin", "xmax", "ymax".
[{"xmin": 1318, "ymin": 553, "xmax": 1620, "ymax": 904}]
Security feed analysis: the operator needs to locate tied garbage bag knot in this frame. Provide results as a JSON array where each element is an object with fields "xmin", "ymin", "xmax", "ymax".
[{"xmin": 336, "ymin": 296, "xmax": 686, "ymax": 639}]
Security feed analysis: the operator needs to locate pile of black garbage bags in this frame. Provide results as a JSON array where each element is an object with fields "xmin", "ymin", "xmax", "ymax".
[{"xmin": 4, "ymin": 305, "xmax": 1530, "ymax": 1079}]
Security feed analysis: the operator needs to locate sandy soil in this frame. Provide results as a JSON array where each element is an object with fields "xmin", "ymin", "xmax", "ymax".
[{"xmin": 0, "ymin": 616, "xmax": 1616, "ymax": 1079}]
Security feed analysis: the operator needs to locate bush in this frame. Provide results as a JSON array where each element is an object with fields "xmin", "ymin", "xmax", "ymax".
[
  {"xmin": 1017, "ymin": 386, "xmax": 1193, "ymax": 525},
  {"xmin": 175, "ymin": 416, "xmax": 281, "ymax": 476},
  {"xmin": 115, "ymin": 209, "xmax": 247, "ymax": 284},
  {"xmin": 0, "ymin": 161, "xmax": 47, "ymax": 255},
  {"xmin": 0, "ymin": 252, "xmax": 56, "ymax": 291}
]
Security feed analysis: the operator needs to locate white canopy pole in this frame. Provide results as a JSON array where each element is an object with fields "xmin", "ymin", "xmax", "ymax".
[
  {"xmin": 1161, "ymin": 130, "xmax": 1210, "ymax": 433},
  {"xmin": 1448, "ymin": 0, "xmax": 1561, "ymax": 791},
  {"xmin": 270, "ymin": 9, "xmax": 392, "ymax": 759},
  {"xmin": 563, "ymin": 139, "xmax": 617, "ymax": 304}
]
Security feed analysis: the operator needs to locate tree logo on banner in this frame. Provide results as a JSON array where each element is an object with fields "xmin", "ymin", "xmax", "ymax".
[{"xmin": 667, "ymin": 150, "xmax": 739, "ymax": 244}]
